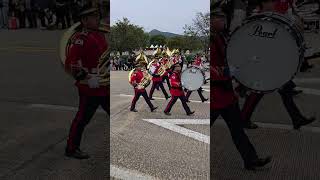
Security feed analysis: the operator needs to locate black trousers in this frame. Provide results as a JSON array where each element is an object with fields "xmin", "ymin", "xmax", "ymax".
[
  {"xmin": 164, "ymin": 95, "xmax": 191, "ymax": 114},
  {"xmin": 186, "ymin": 87, "xmax": 206, "ymax": 101},
  {"xmin": 130, "ymin": 90, "xmax": 154, "ymax": 110},
  {"xmin": 56, "ymin": 7, "xmax": 70, "ymax": 29},
  {"xmin": 17, "ymin": 10, "xmax": 26, "ymax": 28},
  {"xmin": 211, "ymin": 103, "xmax": 258, "ymax": 167},
  {"xmin": 26, "ymin": 10, "xmax": 37, "ymax": 28},
  {"xmin": 66, "ymin": 95, "xmax": 108, "ymax": 153},
  {"xmin": 38, "ymin": 9, "xmax": 46, "ymax": 27},
  {"xmin": 241, "ymin": 81, "xmax": 305, "ymax": 126},
  {"xmin": 162, "ymin": 75, "xmax": 171, "ymax": 89},
  {"xmin": 149, "ymin": 81, "xmax": 169, "ymax": 99}
]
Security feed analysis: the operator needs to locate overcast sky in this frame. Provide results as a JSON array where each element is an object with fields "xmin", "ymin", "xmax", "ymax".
[{"xmin": 110, "ymin": 0, "xmax": 209, "ymax": 35}]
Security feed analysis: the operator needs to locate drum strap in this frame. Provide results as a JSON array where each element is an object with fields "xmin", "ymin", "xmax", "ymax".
[
  {"xmin": 214, "ymin": 33, "xmax": 229, "ymax": 67},
  {"xmin": 171, "ymin": 87, "xmax": 183, "ymax": 90},
  {"xmin": 212, "ymin": 80, "xmax": 233, "ymax": 91}
]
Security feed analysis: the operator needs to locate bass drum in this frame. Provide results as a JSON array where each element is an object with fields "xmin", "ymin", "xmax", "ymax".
[
  {"xmin": 181, "ymin": 66, "xmax": 205, "ymax": 91},
  {"xmin": 227, "ymin": 12, "xmax": 305, "ymax": 93}
]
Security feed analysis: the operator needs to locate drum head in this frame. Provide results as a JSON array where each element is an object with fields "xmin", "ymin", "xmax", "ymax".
[
  {"xmin": 181, "ymin": 67, "xmax": 204, "ymax": 91},
  {"xmin": 227, "ymin": 15, "xmax": 302, "ymax": 92}
]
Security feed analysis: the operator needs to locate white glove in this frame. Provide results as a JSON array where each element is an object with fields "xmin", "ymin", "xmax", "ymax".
[
  {"xmin": 88, "ymin": 74, "xmax": 100, "ymax": 88},
  {"xmin": 150, "ymin": 66, "xmax": 156, "ymax": 74}
]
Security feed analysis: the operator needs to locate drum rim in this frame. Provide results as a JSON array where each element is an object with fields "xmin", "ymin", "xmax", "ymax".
[
  {"xmin": 233, "ymin": 71, "xmax": 298, "ymax": 93},
  {"xmin": 227, "ymin": 12, "xmax": 304, "ymax": 92},
  {"xmin": 231, "ymin": 12, "xmax": 305, "ymax": 47}
]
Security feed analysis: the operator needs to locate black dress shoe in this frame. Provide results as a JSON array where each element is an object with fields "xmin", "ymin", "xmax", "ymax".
[
  {"xmin": 187, "ymin": 111, "xmax": 195, "ymax": 116},
  {"xmin": 201, "ymin": 98, "xmax": 209, "ymax": 102},
  {"xmin": 293, "ymin": 117, "xmax": 316, "ymax": 130},
  {"xmin": 245, "ymin": 156, "xmax": 272, "ymax": 170},
  {"xmin": 164, "ymin": 112, "xmax": 171, "ymax": 116},
  {"xmin": 243, "ymin": 122, "xmax": 259, "ymax": 129},
  {"xmin": 130, "ymin": 109, "xmax": 138, "ymax": 112},
  {"xmin": 150, "ymin": 98, "xmax": 155, "ymax": 100},
  {"xmin": 186, "ymin": 100, "xmax": 190, "ymax": 103},
  {"xmin": 151, "ymin": 107, "xmax": 158, "ymax": 112},
  {"xmin": 65, "ymin": 148, "xmax": 90, "ymax": 159}
]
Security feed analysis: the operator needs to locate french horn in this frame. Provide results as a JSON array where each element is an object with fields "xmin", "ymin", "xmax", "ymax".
[{"xmin": 59, "ymin": 22, "xmax": 110, "ymax": 86}]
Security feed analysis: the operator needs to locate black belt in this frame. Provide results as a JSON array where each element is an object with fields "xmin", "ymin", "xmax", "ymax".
[
  {"xmin": 212, "ymin": 80, "xmax": 233, "ymax": 91},
  {"xmin": 171, "ymin": 87, "xmax": 183, "ymax": 90}
]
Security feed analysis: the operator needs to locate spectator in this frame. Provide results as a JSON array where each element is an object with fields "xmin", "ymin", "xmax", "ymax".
[
  {"xmin": 44, "ymin": 8, "xmax": 56, "ymax": 30},
  {"xmin": 64, "ymin": 0, "xmax": 72, "ymax": 27},
  {"xmin": 25, "ymin": 0, "xmax": 37, "ymax": 28},
  {"xmin": 35, "ymin": 0, "xmax": 51, "ymax": 29},
  {"xmin": 128, "ymin": 54, "xmax": 135, "ymax": 70},
  {"xmin": 0, "ymin": 0, "xmax": 9, "ymax": 28},
  {"xmin": 114, "ymin": 57, "xmax": 119, "ymax": 71},
  {"xmin": 17, "ymin": 0, "xmax": 26, "ymax": 28},
  {"xmin": 55, "ymin": 0, "xmax": 65, "ymax": 29},
  {"xmin": 70, "ymin": 0, "xmax": 83, "ymax": 23}
]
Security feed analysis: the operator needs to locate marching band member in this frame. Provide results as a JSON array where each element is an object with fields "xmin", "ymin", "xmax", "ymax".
[
  {"xmin": 160, "ymin": 50, "xmax": 171, "ymax": 90},
  {"xmin": 211, "ymin": 7, "xmax": 271, "ymax": 170},
  {"xmin": 185, "ymin": 54, "xmax": 208, "ymax": 103},
  {"xmin": 164, "ymin": 64, "xmax": 194, "ymax": 116},
  {"xmin": 64, "ymin": 6, "xmax": 108, "ymax": 159},
  {"xmin": 241, "ymin": 0, "xmax": 316, "ymax": 129},
  {"xmin": 185, "ymin": 88, "xmax": 208, "ymax": 103},
  {"xmin": 149, "ymin": 55, "xmax": 170, "ymax": 100},
  {"xmin": 172, "ymin": 49, "xmax": 184, "ymax": 68},
  {"xmin": 130, "ymin": 63, "xmax": 158, "ymax": 112},
  {"xmin": 193, "ymin": 53, "xmax": 203, "ymax": 67}
]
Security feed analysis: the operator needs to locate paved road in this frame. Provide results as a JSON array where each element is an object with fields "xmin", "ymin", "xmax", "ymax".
[
  {"xmin": 111, "ymin": 71, "xmax": 210, "ymax": 179},
  {"xmin": 0, "ymin": 29, "xmax": 108, "ymax": 179},
  {"xmin": 211, "ymin": 33, "xmax": 320, "ymax": 179}
]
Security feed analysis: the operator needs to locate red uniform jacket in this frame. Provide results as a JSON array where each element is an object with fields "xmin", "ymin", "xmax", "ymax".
[
  {"xmin": 150, "ymin": 63, "xmax": 162, "ymax": 82},
  {"xmin": 172, "ymin": 56, "xmax": 181, "ymax": 64},
  {"xmin": 169, "ymin": 72, "xmax": 184, "ymax": 96},
  {"xmin": 274, "ymin": 0, "xmax": 293, "ymax": 14},
  {"xmin": 211, "ymin": 33, "xmax": 238, "ymax": 110},
  {"xmin": 130, "ymin": 69, "xmax": 145, "ymax": 92},
  {"xmin": 193, "ymin": 57, "xmax": 202, "ymax": 66},
  {"xmin": 65, "ymin": 30, "xmax": 108, "ymax": 96}
]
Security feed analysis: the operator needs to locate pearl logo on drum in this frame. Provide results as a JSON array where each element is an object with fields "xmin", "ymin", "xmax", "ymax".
[{"xmin": 251, "ymin": 24, "xmax": 278, "ymax": 39}]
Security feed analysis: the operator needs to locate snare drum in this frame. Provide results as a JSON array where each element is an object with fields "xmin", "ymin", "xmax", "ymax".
[
  {"xmin": 181, "ymin": 66, "xmax": 205, "ymax": 91},
  {"xmin": 227, "ymin": 12, "xmax": 305, "ymax": 93}
]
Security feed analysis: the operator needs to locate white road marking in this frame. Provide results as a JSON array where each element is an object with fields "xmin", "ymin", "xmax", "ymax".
[
  {"xmin": 143, "ymin": 119, "xmax": 210, "ymax": 144},
  {"xmin": 163, "ymin": 119, "xmax": 210, "ymax": 125},
  {"xmin": 296, "ymin": 87, "xmax": 320, "ymax": 96},
  {"xmin": 214, "ymin": 119, "xmax": 320, "ymax": 133},
  {"xmin": 294, "ymin": 78, "xmax": 320, "ymax": 84},
  {"xmin": 27, "ymin": 104, "xmax": 105, "ymax": 113},
  {"xmin": 110, "ymin": 165, "xmax": 157, "ymax": 180},
  {"xmin": 119, "ymin": 94, "xmax": 209, "ymax": 104}
]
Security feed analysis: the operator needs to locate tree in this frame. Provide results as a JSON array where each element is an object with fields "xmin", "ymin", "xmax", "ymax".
[
  {"xmin": 167, "ymin": 36, "xmax": 202, "ymax": 51},
  {"xmin": 149, "ymin": 35, "xmax": 167, "ymax": 46},
  {"xmin": 184, "ymin": 12, "xmax": 210, "ymax": 53},
  {"xmin": 167, "ymin": 36, "xmax": 184, "ymax": 49},
  {"xmin": 110, "ymin": 18, "xmax": 149, "ymax": 53}
]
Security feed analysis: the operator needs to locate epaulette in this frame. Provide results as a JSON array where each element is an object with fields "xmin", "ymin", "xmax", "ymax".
[{"xmin": 71, "ymin": 31, "xmax": 89, "ymax": 46}]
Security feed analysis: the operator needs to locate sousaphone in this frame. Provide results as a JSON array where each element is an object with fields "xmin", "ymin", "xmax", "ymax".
[{"xmin": 59, "ymin": 22, "xmax": 110, "ymax": 86}]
